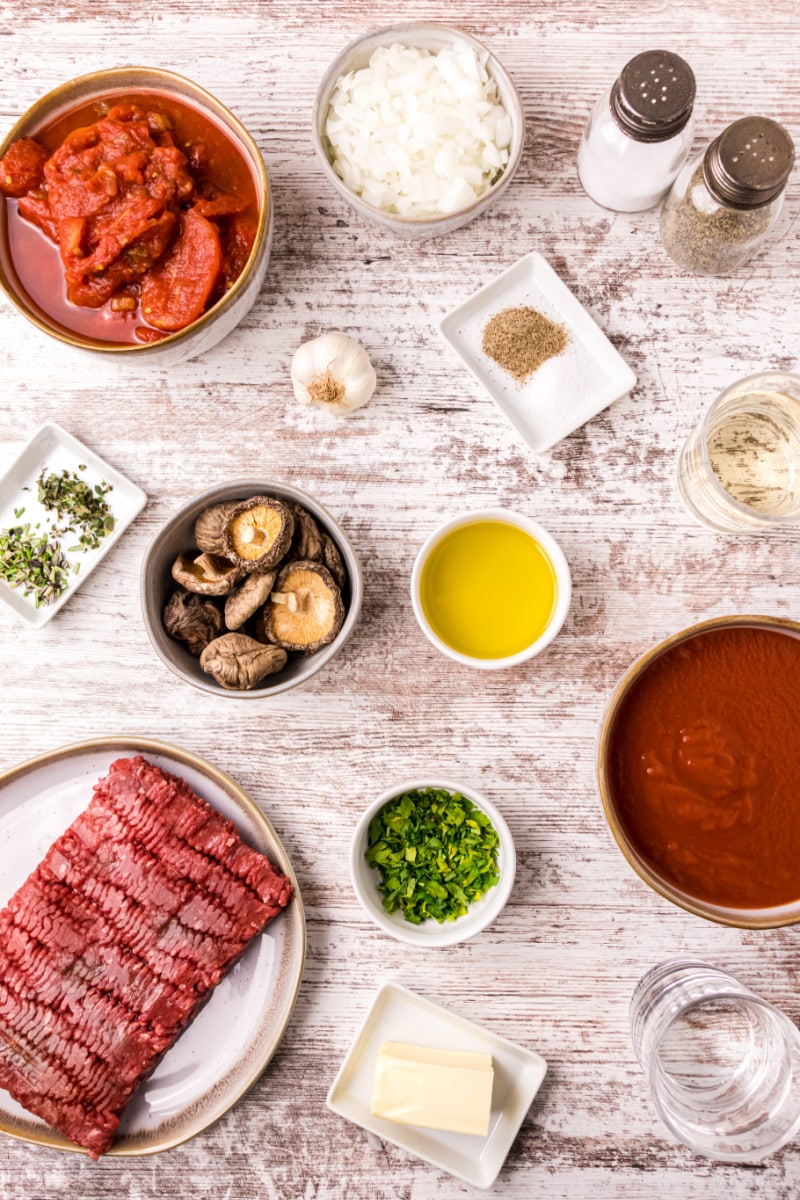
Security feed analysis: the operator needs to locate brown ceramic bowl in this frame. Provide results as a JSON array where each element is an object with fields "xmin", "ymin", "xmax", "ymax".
[
  {"xmin": 141, "ymin": 481, "xmax": 363, "ymax": 698},
  {"xmin": 0, "ymin": 67, "xmax": 271, "ymax": 364},
  {"xmin": 597, "ymin": 614, "xmax": 800, "ymax": 929}
]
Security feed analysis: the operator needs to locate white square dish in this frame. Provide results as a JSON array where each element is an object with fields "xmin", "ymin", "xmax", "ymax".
[
  {"xmin": 0, "ymin": 422, "xmax": 147, "ymax": 627},
  {"xmin": 326, "ymin": 981, "xmax": 547, "ymax": 1189},
  {"xmin": 438, "ymin": 251, "xmax": 637, "ymax": 453}
]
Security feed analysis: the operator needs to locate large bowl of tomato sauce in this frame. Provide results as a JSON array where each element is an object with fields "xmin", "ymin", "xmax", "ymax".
[
  {"xmin": 0, "ymin": 67, "xmax": 271, "ymax": 363},
  {"xmin": 597, "ymin": 615, "xmax": 800, "ymax": 929}
]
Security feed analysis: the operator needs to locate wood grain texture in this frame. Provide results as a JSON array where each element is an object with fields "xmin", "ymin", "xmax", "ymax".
[{"xmin": 0, "ymin": 0, "xmax": 799, "ymax": 1195}]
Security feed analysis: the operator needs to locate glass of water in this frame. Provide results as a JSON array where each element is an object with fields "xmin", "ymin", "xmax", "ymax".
[
  {"xmin": 676, "ymin": 370, "xmax": 800, "ymax": 533},
  {"xmin": 631, "ymin": 959, "xmax": 800, "ymax": 1161}
]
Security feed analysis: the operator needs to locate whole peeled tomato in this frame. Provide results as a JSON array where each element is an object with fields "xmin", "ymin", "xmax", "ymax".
[{"xmin": 141, "ymin": 208, "xmax": 222, "ymax": 332}]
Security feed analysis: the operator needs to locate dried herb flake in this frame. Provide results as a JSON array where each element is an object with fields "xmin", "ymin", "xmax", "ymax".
[
  {"xmin": 0, "ymin": 525, "xmax": 70, "ymax": 607},
  {"xmin": 37, "ymin": 467, "xmax": 115, "ymax": 551}
]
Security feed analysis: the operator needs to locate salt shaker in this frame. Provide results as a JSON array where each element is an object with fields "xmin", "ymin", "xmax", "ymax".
[
  {"xmin": 660, "ymin": 116, "xmax": 795, "ymax": 275},
  {"xmin": 577, "ymin": 50, "xmax": 696, "ymax": 212}
]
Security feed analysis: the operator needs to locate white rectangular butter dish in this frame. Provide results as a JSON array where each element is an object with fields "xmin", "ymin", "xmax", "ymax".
[{"xmin": 327, "ymin": 981, "xmax": 547, "ymax": 1189}]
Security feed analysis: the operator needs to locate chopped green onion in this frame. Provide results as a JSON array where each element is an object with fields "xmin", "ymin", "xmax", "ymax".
[{"xmin": 365, "ymin": 787, "xmax": 500, "ymax": 925}]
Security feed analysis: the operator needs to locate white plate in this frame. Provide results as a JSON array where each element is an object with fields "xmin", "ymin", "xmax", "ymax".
[
  {"xmin": 438, "ymin": 251, "xmax": 637, "ymax": 453},
  {"xmin": 0, "ymin": 737, "xmax": 305, "ymax": 1157},
  {"xmin": 0, "ymin": 421, "xmax": 147, "ymax": 627},
  {"xmin": 327, "ymin": 982, "xmax": 547, "ymax": 1189}
]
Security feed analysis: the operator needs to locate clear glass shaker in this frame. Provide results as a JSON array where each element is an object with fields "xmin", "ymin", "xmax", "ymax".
[
  {"xmin": 577, "ymin": 50, "xmax": 696, "ymax": 212},
  {"xmin": 660, "ymin": 116, "xmax": 795, "ymax": 274},
  {"xmin": 631, "ymin": 958, "xmax": 800, "ymax": 1162}
]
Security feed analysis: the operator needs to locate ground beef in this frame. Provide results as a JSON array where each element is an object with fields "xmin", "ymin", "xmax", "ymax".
[{"xmin": 0, "ymin": 756, "xmax": 293, "ymax": 1157}]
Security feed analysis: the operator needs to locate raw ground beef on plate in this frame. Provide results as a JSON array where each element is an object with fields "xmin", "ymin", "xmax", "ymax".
[{"xmin": 0, "ymin": 755, "xmax": 293, "ymax": 1158}]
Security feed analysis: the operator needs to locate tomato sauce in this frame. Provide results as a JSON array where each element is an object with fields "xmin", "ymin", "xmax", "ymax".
[
  {"xmin": 607, "ymin": 625, "xmax": 800, "ymax": 910},
  {"xmin": 0, "ymin": 91, "xmax": 259, "ymax": 344}
]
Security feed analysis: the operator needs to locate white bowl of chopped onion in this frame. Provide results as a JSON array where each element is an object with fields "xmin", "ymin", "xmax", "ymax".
[{"xmin": 313, "ymin": 23, "xmax": 525, "ymax": 239}]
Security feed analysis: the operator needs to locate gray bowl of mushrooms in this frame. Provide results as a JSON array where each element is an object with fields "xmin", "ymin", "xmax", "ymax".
[{"xmin": 141, "ymin": 481, "xmax": 363, "ymax": 697}]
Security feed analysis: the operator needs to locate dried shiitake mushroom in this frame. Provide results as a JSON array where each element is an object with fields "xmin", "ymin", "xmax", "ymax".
[
  {"xmin": 163, "ymin": 589, "xmax": 223, "ymax": 656},
  {"xmin": 322, "ymin": 533, "xmax": 347, "ymax": 590},
  {"xmin": 171, "ymin": 552, "xmax": 244, "ymax": 595},
  {"xmin": 262, "ymin": 560, "xmax": 344, "ymax": 653},
  {"xmin": 194, "ymin": 501, "xmax": 239, "ymax": 555},
  {"xmin": 199, "ymin": 633, "xmax": 288, "ymax": 690},
  {"xmin": 223, "ymin": 496, "xmax": 294, "ymax": 572},
  {"xmin": 162, "ymin": 493, "xmax": 351, "ymax": 689},
  {"xmin": 288, "ymin": 502, "xmax": 325, "ymax": 561},
  {"xmin": 224, "ymin": 570, "xmax": 276, "ymax": 631}
]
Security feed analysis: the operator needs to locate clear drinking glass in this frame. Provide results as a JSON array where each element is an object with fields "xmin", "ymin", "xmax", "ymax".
[
  {"xmin": 676, "ymin": 371, "xmax": 800, "ymax": 533},
  {"xmin": 631, "ymin": 959, "xmax": 800, "ymax": 1161}
]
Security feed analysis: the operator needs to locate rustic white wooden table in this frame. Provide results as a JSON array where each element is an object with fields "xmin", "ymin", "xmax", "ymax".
[{"xmin": 1, "ymin": 1, "xmax": 799, "ymax": 1196}]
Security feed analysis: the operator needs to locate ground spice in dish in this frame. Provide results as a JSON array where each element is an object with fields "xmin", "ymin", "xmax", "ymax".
[{"xmin": 482, "ymin": 305, "xmax": 567, "ymax": 382}]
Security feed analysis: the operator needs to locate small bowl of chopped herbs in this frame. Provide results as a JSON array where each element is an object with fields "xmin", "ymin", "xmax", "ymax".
[{"xmin": 350, "ymin": 780, "xmax": 515, "ymax": 947}]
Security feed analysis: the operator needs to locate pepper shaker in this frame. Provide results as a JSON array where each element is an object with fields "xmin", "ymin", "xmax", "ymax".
[
  {"xmin": 577, "ymin": 50, "xmax": 696, "ymax": 212},
  {"xmin": 660, "ymin": 116, "xmax": 795, "ymax": 275}
]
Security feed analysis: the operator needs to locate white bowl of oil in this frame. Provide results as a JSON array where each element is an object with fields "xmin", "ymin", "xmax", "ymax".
[{"xmin": 410, "ymin": 509, "xmax": 571, "ymax": 669}]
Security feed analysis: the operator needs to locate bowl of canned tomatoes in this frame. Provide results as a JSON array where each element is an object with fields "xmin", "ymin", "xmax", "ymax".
[{"xmin": 0, "ymin": 67, "xmax": 271, "ymax": 363}]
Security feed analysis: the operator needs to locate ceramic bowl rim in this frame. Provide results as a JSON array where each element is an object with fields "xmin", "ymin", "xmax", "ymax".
[
  {"xmin": 350, "ymin": 777, "xmax": 516, "ymax": 947},
  {"xmin": 410, "ymin": 508, "xmax": 572, "ymax": 669}
]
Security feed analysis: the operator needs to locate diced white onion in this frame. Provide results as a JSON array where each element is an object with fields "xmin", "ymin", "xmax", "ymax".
[{"xmin": 325, "ymin": 43, "xmax": 512, "ymax": 218}]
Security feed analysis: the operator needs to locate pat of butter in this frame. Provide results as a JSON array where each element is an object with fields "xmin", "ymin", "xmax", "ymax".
[{"xmin": 370, "ymin": 1041, "xmax": 494, "ymax": 1137}]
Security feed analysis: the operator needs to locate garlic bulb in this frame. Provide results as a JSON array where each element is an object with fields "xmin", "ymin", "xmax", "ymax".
[{"xmin": 290, "ymin": 333, "xmax": 376, "ymax": 415}]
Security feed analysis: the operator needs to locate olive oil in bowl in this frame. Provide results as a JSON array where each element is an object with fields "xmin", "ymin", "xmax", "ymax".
[{"xmin": 418, "ymin": 519, "xmax": 561, "ymax": 661}]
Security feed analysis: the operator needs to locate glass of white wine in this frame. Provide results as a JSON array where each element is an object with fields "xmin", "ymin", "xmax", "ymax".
[{"xmin": 677, "ymin": 371, "xmax": 800, "ymax": 533}]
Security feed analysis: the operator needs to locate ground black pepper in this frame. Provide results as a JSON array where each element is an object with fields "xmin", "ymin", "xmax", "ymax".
[
  {"xmin": 482, "ymin": 305, "xmax": 567, "ymax": 382},
  {"xmin": 660, "ymin": 163, "xmax": 774, "ymax": 275}
]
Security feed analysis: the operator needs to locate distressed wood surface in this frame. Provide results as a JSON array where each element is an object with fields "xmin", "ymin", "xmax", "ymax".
[{"xmin": 0, "ymin": 0, "xmax": 799, "ymax": 1196}]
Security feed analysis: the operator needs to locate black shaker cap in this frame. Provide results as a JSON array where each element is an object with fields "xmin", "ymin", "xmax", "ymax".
[
  {"xmin": 610, "ymin": 50, "xmax": 696, "ymax": 142},
  {"xmin": 703, "ymin": 117, "xmax": 795, "ymax": 208}
]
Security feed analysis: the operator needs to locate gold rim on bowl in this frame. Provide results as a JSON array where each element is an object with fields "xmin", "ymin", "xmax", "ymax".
[
  {"xmin": 596, "ymin": 614, "xmax": 800, "ymax": 930},
  {"xmin": 0, "ymin": 67, "xmax": 270, "ymax": 355}
]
